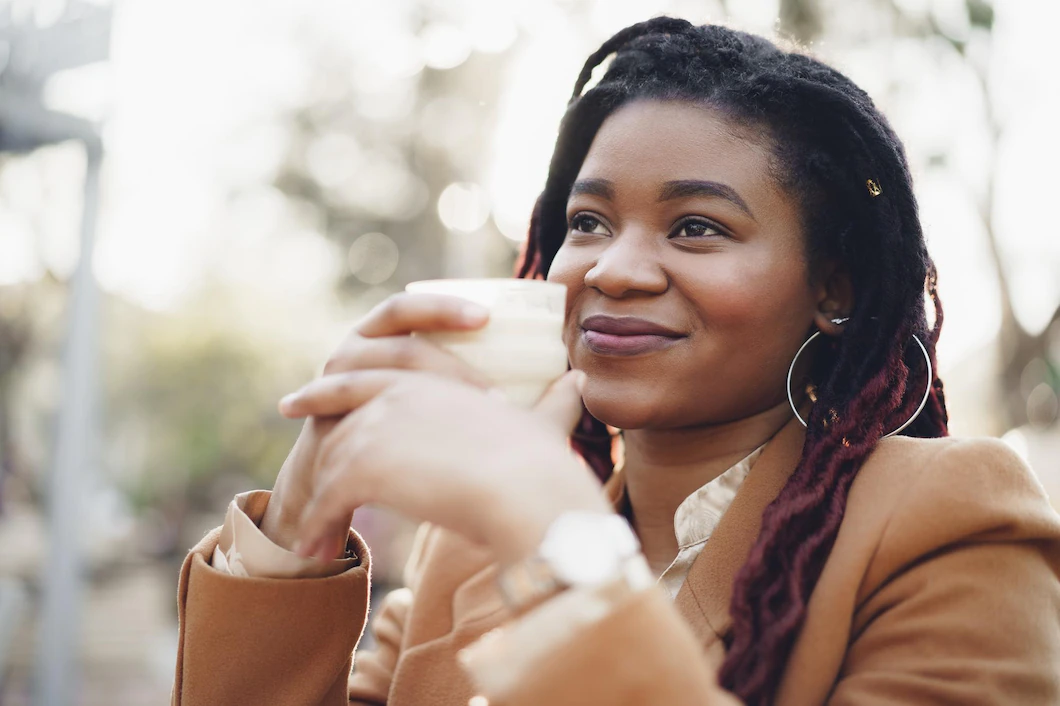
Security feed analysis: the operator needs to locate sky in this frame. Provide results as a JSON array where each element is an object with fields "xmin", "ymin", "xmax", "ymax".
[{"xmin": 1, "ymin": 0, "xmax": 1058, "ymax": 374}]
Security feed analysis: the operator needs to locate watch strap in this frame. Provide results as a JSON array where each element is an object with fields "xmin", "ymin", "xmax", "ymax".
[
  {"xmin": 496, "ymin": 555, "xmax": 565, "ymax": 613},
  {"xmin": 496, "ymin": 511, "xmax": 647, "ymax": 612}
]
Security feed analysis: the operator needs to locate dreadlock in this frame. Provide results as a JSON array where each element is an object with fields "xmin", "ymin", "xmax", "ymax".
[{"xmin": 515, "ymin": 17, "xmax": 950, "ymax": 705}]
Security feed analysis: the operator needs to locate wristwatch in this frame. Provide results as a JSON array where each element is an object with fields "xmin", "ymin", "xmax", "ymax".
[{"xmin": 496, "ymin": 511, "xmax": 651, "ymax": 612}]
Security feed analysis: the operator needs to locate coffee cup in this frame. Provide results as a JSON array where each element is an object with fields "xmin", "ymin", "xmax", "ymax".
[{"xmin": 404, "ymin": 278, "xmax": 569, "ymax": 406}]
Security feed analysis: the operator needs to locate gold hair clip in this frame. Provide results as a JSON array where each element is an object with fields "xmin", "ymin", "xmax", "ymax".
[{"xmin": 866, "ymin": 179, "xmax": 882, "ymax": 197}]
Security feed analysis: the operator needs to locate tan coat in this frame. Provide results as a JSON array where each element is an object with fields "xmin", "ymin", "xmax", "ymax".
[{"xmin": 171, "ymin": 417, "xmax": 1060, "ymax": 705}]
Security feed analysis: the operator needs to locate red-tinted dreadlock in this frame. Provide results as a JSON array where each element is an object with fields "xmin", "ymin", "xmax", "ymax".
[{"xmin": 515, "ymin": 17, "xmax": 950, "ymax": 705}]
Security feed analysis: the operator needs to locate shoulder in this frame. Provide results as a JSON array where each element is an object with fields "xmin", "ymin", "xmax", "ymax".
[
  {"xmin": 854, "ymin": 433, "xmax": 1030, "ymax": 481},
  {"xmin": 860, "ymin": 434, "xmax": 1054, "ymax": 526},
  {"xmin": 851, "ymin": 435, "xmax": 1060, "ymax": 586}
]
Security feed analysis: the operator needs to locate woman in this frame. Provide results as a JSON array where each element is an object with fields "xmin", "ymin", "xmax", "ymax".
[{"xmin": 171, "ymin": 17, "xmax": 1060, "ymax": 706}]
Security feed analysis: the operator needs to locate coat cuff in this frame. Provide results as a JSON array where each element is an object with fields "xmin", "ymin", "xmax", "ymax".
[
  {"xmin": 211, "ymin": 490, "xmax": 360, "ymax": 579},
  {"xmin": 458, "ymin": 554, "xmax": 655, "ymax": 699}
]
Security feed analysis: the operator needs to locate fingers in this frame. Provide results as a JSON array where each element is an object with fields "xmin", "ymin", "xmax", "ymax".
[
  {"xmin": 324, "ymin": 335, "xmax": 493, "ymax": 388},
  {"xmin": 279, "ymin": 369, "xmax": 401, "ymax": 418},
  {"xmin": 356, "ymin": 293, "xmax": 489, "ymax": 338},
  {"xmin": 295, "ymin": 496, "xmax": 358, "ymax": 561},
  {"xmin": 532, "ymin": 370, "xmax": 588, "ymax": 434},
  {"xmin": 293, "ymin": 512, "xmax": 353, "ymax": 561},
  {"xmin": 295, "ymin": 428, "xmax": 366, "ymax": 560},
  {"xmin": 294, "ymin": 434, "xmax": 368, "ymax": 555}
]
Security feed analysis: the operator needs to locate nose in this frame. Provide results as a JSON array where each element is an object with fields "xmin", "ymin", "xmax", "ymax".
[{"xmin": 583, "ymin": 229, "xmax": 669, "ymax": 298}]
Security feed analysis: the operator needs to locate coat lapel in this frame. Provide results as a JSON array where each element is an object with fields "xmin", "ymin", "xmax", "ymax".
[
  {"xmin": 606, "ymin": 417, "xmax": 807, "ymax": 649},
  {"xmin": 675, "ymin": 417, "xmax": 807, "ymax": 644}
]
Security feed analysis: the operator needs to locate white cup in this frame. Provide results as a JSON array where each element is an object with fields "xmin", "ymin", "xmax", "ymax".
[{"xmin": 404, "ymin": 278, "xmax": 569, "ymax": 407}]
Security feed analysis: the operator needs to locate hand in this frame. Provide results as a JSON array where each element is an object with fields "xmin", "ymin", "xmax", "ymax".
[
  {"xmin": 280, "ymin": 369, "xmax": 611, "ymax": 564},
  {"xmin": 260, "ymin": 293, "xmax": 495, "ymax": 551}
]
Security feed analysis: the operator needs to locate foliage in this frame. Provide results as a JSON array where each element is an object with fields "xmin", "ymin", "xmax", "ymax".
[{"xmin": 100, "ymin": 287, "xmax": 314, "ymax": 519}]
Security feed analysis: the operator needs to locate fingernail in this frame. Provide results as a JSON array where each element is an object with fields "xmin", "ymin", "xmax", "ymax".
[
  {"xmin": 279, "ymin": 392, "xmax": 300, "ymax": 412},
  {"xmin": 573, "ymin": 370, "xmax": 587, "ymax": 393},
  {"xmin": 461, "ymin": 303, "xmax": 489, "ymax": 325}
]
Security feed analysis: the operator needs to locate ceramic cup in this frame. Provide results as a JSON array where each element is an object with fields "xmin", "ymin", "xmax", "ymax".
[{"xmin": 404, "ymin": 278, "xmax": 569, "ymax": 407}]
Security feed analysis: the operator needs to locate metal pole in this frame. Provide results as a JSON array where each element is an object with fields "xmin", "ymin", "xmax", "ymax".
[{"xmin": 34, "ymin": 138, "xmax": 102, "ymax": 706}]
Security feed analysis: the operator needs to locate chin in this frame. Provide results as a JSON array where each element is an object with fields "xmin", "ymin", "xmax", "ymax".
[{"xmin": 581, "ymin": 381, "xmax": 669, "ymax": 430}]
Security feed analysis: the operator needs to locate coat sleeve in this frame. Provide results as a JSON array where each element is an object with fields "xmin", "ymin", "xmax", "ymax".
[
  {"xmin": 346, "ymin": 523, "xmax": 437, "ymax": 704},
  {"xmin": 467, "ymin": 583, "xmax": 740, "ymax": 706},
  {"xmin": 344, "ymin": 588, "xmax": 413, "ymax": 704},
  {"xmin": 464, "ymin": 438, "xmax": 1060, "ymax": 706},
  {"xmin": 170, "ymin": 492, "xmax": 373, "ymax": 706}
]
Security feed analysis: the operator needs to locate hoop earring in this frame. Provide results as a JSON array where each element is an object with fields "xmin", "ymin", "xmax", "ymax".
[{"xmin": 785, "ymin": 330, "xmax": 933, "ymax": 439}]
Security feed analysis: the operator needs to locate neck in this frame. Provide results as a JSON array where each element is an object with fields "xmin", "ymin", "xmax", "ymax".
[{"xmin": 620, "ymin": 400, "xmax": 794, "ymax": 576}]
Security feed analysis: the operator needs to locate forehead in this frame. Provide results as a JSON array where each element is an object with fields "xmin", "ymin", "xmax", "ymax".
[{"xmin": 575, "ymin": 99, "xmax": 779, "ymax": 198}]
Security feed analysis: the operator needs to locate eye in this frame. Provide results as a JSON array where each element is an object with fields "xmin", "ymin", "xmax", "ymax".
[
  {"xmin": 568, "ymin": 213, "xmax": 611, "ymax": 236},
  {"xmin": 670, "ymin": 217, "xmax": 724, "ymax": 239}
]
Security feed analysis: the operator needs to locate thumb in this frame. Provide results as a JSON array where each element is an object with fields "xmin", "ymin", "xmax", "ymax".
[{"xmin": 532, "ymin": 369, "xmax": 587, "ymax": 434}]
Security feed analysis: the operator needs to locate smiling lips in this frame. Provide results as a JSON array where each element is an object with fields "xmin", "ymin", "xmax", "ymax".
[{"xmin": 580, "ymin": 315, "xmax": 686, "ymax": 356}]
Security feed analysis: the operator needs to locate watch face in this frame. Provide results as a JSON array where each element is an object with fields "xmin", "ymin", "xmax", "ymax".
[{"xmin": 540, "ymin": 512, "xmax": 640, "ymax": 586}]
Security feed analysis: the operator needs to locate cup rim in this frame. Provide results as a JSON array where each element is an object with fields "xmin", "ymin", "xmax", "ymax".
[
  {"xmin": 405, "ymin": 278, "xmax": 566, "ymax": 314},
  {"xmin": 405, "ymin": 278, "xmax": 566, "ymax": 293}
]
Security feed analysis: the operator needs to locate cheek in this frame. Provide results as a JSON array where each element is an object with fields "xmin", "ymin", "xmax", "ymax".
[
  {"xmin": 545, "ymin": 244, "xmax": 583, "ymax": 287},
  {"xmin": 675, "ymin": 247, "xmax": 819, "ymax": 396},
  {"xmin": 546, "ymin": 245, "xmax": 589, "ymax": 325},
  {"xmin": 683, "ymin": 247, "xmax": 814, "ymax": 330}
]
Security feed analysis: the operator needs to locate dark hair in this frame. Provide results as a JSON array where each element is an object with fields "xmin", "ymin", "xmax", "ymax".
[{"xmin": 516, "ymin": 17, "xmax": 949, "ymax": 705}]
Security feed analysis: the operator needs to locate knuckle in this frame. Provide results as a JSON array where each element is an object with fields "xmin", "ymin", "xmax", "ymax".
[
  {"xmin": 389, "ymin": 337, "xmax": 423, "ymax": 369},
  {"xmin": 336, "ymin": 372, "xmax": 363, "ymax": 401},
  {"xmin": 352, "ymin": 314, "xmax": 371, "ymax": 336},
  {"xmin": 324, "ymin": 342, "xmax": 360, "ymax": 375},
  {"xmin": 322, "ymin": 356, "xmax": 342, "ymax": 377},
  {"xmin": 354, "ymin": 295, "xmax": 403, "ymax": 336},
  {"xmin": 376, "ymin": 294, "xmax": 406, "ymax": 322}
]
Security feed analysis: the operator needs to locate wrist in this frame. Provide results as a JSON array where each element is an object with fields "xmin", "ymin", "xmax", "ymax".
[
  {"xmin": 487, "ymin": 483, "xmax": 612, "ymax": 566},
  {"xmin": 494, "ymin": 507, "xmax": 648, "ymax": 614}
]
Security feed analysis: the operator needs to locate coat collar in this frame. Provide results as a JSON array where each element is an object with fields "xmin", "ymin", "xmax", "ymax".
[{"xmin": 603, "ymin": 415, "xmax": 807, "ymax": 647}]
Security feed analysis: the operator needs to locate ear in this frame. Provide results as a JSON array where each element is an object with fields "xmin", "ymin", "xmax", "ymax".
[{"xmin": 812, "ymin": 260, "xmax": 854, "ymax": 337}]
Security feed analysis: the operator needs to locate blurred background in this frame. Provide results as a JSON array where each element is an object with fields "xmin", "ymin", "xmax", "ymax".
[{"xmin": 0, "ymin": 0, "xmax": 1057, "ymax": 702}]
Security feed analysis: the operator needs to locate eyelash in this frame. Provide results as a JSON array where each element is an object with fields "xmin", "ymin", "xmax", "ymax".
[{"xmin": 567, "ymin": 213, "xmax": 726, "ymax": 239}]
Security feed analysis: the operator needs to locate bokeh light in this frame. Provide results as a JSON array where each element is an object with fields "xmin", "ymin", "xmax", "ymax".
[
  {"xmin": 348, "ymin": 232, "xmax": 401, "ymax": 285},
  {"xmin": 437, "ymin": 182, "xmax": 491, "ymax": 232},
  {"xmin": 420, "ymin": 23, "xmax": 472, "ymax": 70}
]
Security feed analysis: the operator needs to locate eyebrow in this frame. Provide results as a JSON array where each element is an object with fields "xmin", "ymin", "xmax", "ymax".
[{"xmin": 569, "ymin": 178, "xmax": 756, "ymax": 221}]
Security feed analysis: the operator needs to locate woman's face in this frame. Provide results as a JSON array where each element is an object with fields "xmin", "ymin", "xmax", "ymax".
[{"xmin": 547, "ymin": 99, "xmax": 833, "ymax": 430}]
